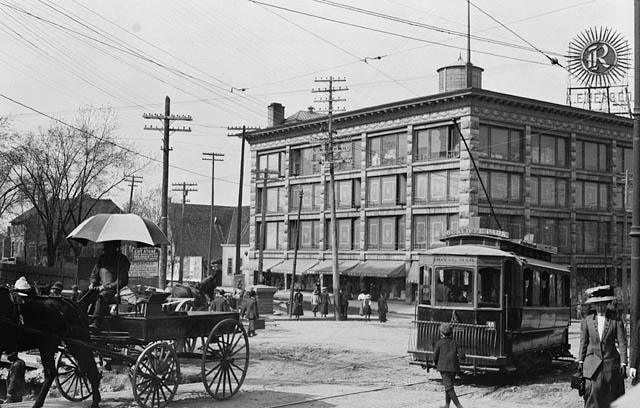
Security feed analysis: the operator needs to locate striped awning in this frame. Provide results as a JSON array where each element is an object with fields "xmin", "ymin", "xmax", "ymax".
[
  {"xmin": 306, "ymin": 260, "xmax": 361, "ymax": 275},
  {"xmin": 406, "ymin": 261, "xmax": 421, "ymax": 283},
  {"xmin": 342, "ymin": 261, "xmax": 406, "ymax": 278},
  {"xmin": 270, "ymin": 258, "xmax": 319, "ymax": 274},
  {"xmin": 241, "ymin": 258, "xmax": 284, "ymax": 272}
]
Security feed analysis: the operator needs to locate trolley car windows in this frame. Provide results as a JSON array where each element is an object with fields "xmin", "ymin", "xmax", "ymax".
[
  {"xmin": 435, "ymin": 268, "xmax": 473, "ymax": 305},
  {"xmin": 523, "ymin": 269, "xmax": 533, "ymax": 306},
  {"xmin": 540, "ymin": 272, "xmax": 550, "ymax": 306},
  {"xmin": 420, "ymin": 267, "xmax": 431, "ymax": 305},
  {"xmin": 478, "ymin": 267, "xmax": 500, "ymax": 307}
]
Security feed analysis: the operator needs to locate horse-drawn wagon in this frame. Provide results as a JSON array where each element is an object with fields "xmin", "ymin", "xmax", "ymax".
[
  {"xmin": 56, "ymin": 308, "xmax": 249, "ymax": 408},
  {"xmin": 0, "ymin": 213, "xmax": 250, "ymax": 408}
]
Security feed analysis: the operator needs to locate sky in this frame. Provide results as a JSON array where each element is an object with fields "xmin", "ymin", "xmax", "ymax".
[{"xmin": 0, "ymin": 0, "xmax": 635, "ymax": 214}]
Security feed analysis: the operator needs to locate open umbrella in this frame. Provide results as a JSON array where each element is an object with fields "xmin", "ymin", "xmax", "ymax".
[{"xmin": 67, "ymin": 213, "xmax": 170, "ymax": 247}]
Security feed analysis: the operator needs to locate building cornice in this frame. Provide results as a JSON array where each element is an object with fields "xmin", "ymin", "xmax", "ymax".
[{"xmin": 245, "ymin": 88, "xmax": 632, "ymax": 142}]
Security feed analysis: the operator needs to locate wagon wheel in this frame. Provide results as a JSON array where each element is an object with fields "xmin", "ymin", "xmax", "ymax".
[
  {"xmin": 131, "ymin": 342, "xmax": 180, "ymax": 408},
  {"xmin": 55, "ymin": 348, "xmax": 93, "ymax": 401},
  {"xmin": 201, "ymin": 318, "xmax": 249, "ymax": 400},
  {"xmin": 171, "ymin": 300, "xmax": 199, "ymax": 354}
]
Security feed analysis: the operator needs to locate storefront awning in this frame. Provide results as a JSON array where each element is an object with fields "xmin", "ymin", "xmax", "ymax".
[
  {"xmin": 241, "ymin": 258, "xmax": 284, "ymax": 272},
  {"xmin": 343, "ymin": 260, "xmax": 406, "ymax": 278},
  {"xmin": 270, "ymin": 258, "xmax": 319, "ymax": 274},
  {"xmin": 519, "ymin": 256, "xmax": 570, "ymax": 273},
  {"xmin": 306, "ymin": 259, "xmax": 361, "ymax": 275},
  {"xmin": 406, "ymin": 261, "xmax": 420, "ymax": 283}
]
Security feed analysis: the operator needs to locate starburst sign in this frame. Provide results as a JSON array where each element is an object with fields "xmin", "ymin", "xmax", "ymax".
[{"xmin": 567, "ymin": 27, "xmax": 630, "ymax": 87}]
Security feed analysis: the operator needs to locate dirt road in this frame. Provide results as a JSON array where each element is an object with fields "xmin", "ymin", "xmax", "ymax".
[{"xmin": 8, "ymin": 309, "xmax": 610, "ymax": 408}]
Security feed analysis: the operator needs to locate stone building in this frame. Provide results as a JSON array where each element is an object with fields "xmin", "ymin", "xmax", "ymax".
[{"xmin": 243, "ymin": 60, "xmax": 633, "ymax": 304}]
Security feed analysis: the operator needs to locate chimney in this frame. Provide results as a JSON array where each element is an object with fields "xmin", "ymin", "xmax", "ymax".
[{"xmin": 268, "ymin": 103, "xmax": 285, "ymax": 127}]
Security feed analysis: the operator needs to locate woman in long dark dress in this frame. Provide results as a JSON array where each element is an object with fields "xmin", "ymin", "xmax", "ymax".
[
  {"xmin": 578, "ymin": 285, "xmax": 627, "ymax": 408},
  {"xmin": 319, "ymin": 287, "xmax": 331, "ymax": 318},
  {"xmin": 293, "ymin": 289, "xmax": 304, "ymax": 320},
  {"xmin": 378, "ymin": 293, "xmax": 388, "ymax": 323}
]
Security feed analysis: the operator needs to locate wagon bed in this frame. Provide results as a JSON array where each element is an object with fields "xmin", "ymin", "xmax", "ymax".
[{"xmin": 56, "ymin": 310, "xmax": 249, "ymax": 408}]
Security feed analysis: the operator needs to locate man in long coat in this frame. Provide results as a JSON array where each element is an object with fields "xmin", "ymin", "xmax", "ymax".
[
  {"xmin": 578, "ymin": 285, "xmax": 627, "ymax": 408},
  {"xmin": 241, "ymin": 290, "xmax": 259, "ymax": 336}
]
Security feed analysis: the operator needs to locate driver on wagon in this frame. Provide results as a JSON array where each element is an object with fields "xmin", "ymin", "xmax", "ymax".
[{"xmin": 86, "ymin": 241, "xmax": 130, "ymax": 331}]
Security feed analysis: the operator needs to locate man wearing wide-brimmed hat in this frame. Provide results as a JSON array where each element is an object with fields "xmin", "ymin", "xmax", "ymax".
[{"xmin": 578, "ymin": 285, "xmax": 627, "ymax": 408}]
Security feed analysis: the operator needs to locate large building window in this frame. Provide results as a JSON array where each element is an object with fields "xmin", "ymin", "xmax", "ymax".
[
  {"xmin": 575, "ymin": 180, "xmax": 608, "ymax": 210},
  {"xmin": 328, "ymin": 179, "xmax": 361, "ymax": 209},
  {"xmin": 413, "ymin": 214, "xmax": 459, "ymax": 250},
  {"xmin": 616, "ymin": 146, "xmax": 633, "ymax": 174},
  {"xmin": 290, "ymin": 147, "xmax": 322, "ymax": 176},
  {"xmin": 367, "ymin": 174, "xmax": 406, "ymax": 207},
  {"xmin": 257, "ymin": 221, "xmax": 286, "ymax": 250},
  {"xmin": 531, "ymin": 133, "xmax": 567, "ymax": 167},
  {"xmin": 530, "ymin": 176, "xmax": 568, "ymax": 207},
  {"xmin": 334, "ymin": 139, "xmax": 362, "ymax": 172},
  {"xmin": 614, "ymin": 183, "xmax": 633, "ymax": 210},
  {"xmin": 576, "ymin": 220, "xmax": 608, "ymax": 253},
  {"xmin": 367, "ymin": 131, "xmax": 407, "ymax": 167},
  {"xmin": 414, "ymin": 125, "xmax": 460, "ymax": 162},
  {"xmin": 576, "ymin": 140, "xmax": 608, "ymax": 172},
  {"xmin": 257, "ymin": 151, "xmax": 286, "ymax": 177},
  {"xmin": 414, "ymin": 170, "xmax": 459, "ymax": 204},
  {"xmin": 367, "ymin": 216, "xmax": 405, "ymax": 250},
  {"xmin": 531, "ymin": 217, "xmax": 571, "ymax": 253},
  {"xmin": 326, "ymin": 218, "xmax": 360, "ymax": 250},
  {"xmin": 258, "ymin": 186, "xmax": 286, "ymax": 213},
  {"xmin": 290, "ymin": 220, "xmax": 321, "ymax": 250},
  {"xmin": 480, "ymin": 215, "xmax": 524, "ymax": 239},
  {"xmin": 479, "ymin": 171, "xmax": 521, "ymax": 203},
  {"xmin": 290, "ymin": 183, "xmax": 322, "ymax": 211},
  {"xmin": 478, "ymin": 125, "xmax": 522, "ymax": 162}
]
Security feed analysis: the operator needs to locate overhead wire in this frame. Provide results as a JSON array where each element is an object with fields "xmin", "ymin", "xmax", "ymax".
[
  {"xmin": 249, "ymin": 0, "xmax": 552, "ymax": 66},
  {"xmin": 0, "ymin": 93, "xmax": 251, "ymax": 189},
  {"xmin": 1, "ymin": 1, "xmax": 267, "ymax": 123}
]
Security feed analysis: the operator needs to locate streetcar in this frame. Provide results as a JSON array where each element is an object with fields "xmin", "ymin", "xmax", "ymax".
[{"xmin": 408, "ymin": 229, "xmax": 572, "ymax": 373}]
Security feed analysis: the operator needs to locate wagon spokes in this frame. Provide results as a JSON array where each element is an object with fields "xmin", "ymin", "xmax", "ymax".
[
  {"xmin": 132, "ymin": 342, "xmax": 180, "ymax": 408},
  {"xmin": 202, "ymin": 318, "xmax": 249, "ymax": 400}
]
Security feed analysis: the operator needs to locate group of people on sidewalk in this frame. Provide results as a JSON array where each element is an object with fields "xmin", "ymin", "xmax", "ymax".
[{"xmin": 291, "ymin": 287, "xmax": 389, "ymax": 322}]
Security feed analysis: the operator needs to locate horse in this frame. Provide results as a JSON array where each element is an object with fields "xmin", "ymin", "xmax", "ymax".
[
  {"xmin": 0, "ymin": 287, "xmax": 102, "ymax": 408},
  {"xmin": 170, "ymin": 282, "xmax": 209, "ymax": 311}
]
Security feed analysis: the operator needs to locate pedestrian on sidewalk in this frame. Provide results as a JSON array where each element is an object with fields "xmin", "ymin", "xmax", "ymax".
[
  {"xmin": 319, "ymin": 287, "xmax": 331, "ymax": 318},
  {"xmin": 361, "ymin": 291, "xmax": 372, "ymax": 322},
  {"xmin": 293, "ymin": 288, "xmax": 304, "ymax": 320},
  {"xmin": 378, "ymin": 292, "xmax": 388, "ymax": 323},
  {"xmin": 241, "ymin": 290, "xmax": 259, "ymax": 336},
  {"xmin": 311, "ymin": 288, "xmax": 320, "ymax": 317},
  {"xmin": 433, "ymin": 323, "xmax": 464, "ymax": 408},
  {"xmin": 578, "ymin": 285, "xmax": 627, "ymax": 408}
]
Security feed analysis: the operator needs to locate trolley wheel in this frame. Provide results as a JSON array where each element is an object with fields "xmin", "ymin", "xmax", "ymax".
[
  {"xmin": 201, "ymin": 318, "xmax": 249, "ymax": 400},
  {"xmin": 55, "ymin": 348, "xmax": 93, "ymax": 401},
  {"xmin": 131, "ymin": 342, "xmax": 180, "ymax": 408}
]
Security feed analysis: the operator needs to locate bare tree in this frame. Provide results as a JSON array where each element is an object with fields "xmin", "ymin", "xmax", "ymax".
[
  {"xmin": 127, "ymin": 186, "xmax": 163, "ymax": 224},
  {"xmin": 6, "ymin": 107, "xmax": 137, "ymax": 265},
  {"xmin": 0, "ymin": 117, "xmax": 20, "ymax": 221}
]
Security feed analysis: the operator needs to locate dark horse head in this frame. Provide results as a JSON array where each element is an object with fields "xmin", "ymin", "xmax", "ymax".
[
  {"xmin": 0, "ymin": 287, "xmax": 101, "ymax": 408},
  {"xmin": 171, "ymin": 282, "xmax": 210, "ymax": 311}
]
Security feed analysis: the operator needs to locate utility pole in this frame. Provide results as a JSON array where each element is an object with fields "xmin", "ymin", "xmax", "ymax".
[
  {"xmin": 313, "ymin": 76, "xmax": 348, "ymax": 321},
  {"xmin": 143, "ymin": 96, "xmax": 192, "ymax": 289},
  {"xmin": 125, "ymin": 175, "xmax": 143, "ymax": 213},
  {"xmin": 289, "ymin": 189, "xmax": 304, "ymax": 318},
  {"xmin": 228, "ymin": 126, "xmax": 260, "ymax": 277},
  {"xmin": 172, "ymin": 182, "xmax": 197, "ymax": 284},
  {"xmin": 629, "ymin": 0, "xmax": 640, "ymax": 372},
  {"xmin": 253, "ymin": 168, "xmax": 281, "ymax": 285},
  {"xmin": 202, "ymin": 152, "xmax": 224, "ymax": 277}
]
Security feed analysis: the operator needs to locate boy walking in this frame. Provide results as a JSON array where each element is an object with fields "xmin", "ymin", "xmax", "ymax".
[{"xmin": 433, "ymin": 323, "xmax": 464, "ymax": 408}]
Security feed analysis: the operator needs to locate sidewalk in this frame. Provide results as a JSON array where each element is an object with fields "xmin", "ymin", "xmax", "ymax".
[{"xmin": 272, "ymin": 289, "xmax": 415, "ymax": 317}]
